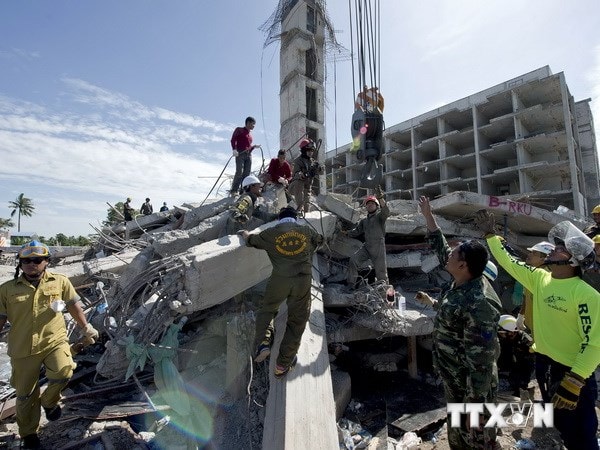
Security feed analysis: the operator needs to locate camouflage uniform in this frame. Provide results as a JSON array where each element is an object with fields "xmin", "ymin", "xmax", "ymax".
[
  {"xmin": 346, "ymin": 200, "xmax": 390, "ymax": 285},
  {"xmin": 247, "ymin": 220, "xmax": 323, "ymax": 368},
  {"xmin": 429, "ymin": 230, "xmax": 501, "ymax": 449}
]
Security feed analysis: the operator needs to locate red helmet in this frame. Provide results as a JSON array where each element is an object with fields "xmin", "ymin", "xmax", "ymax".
[
  {"xmin": 364, "ymin": 195, "xmax": 379, "ymax": 207},
  {"xmin": 299, "ymin": 138, "xmax": 316, "ymax": 151}
]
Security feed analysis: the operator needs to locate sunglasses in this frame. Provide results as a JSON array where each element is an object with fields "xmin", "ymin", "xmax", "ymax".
[{"xmin": 21, "ymin": 257, "xmax": 47, "ymax": 265}]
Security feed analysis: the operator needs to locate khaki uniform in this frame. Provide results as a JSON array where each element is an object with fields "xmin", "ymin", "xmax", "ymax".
[
  {"xmin": 347, "ymin": 201, "xmax": 390, "ymax": 285},
  {"xmin": 247, "ymin": 221, "xmax": 322, "ymax": 367},
  {"xmin": 288, "ymin": 154, "xmax": 322, "ymax": 213},
  {"xmin": 0, "ymin": 271, "xmax": 78, "ymax": 437}
]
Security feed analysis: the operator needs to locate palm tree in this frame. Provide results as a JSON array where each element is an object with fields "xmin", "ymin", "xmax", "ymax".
[{"xmin": 8, "ymin": 193, "xmax": 35, "ymax": 232}]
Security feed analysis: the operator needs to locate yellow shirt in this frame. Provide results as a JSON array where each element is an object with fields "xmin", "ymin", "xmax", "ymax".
[{"xmin": 0, "ymin": 271, "xmax": 78, "ymax": 358}]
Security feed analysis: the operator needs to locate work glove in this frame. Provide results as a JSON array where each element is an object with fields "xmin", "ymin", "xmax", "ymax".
[
  {"xmin": 516, "ymin": 313, "xmax": 526, "ymax": 331},
  {"xmin": 552, "ymin": 371, "xmax": 585, "ymax": 410},
  {"xmin": 375, "ymin": 185, "xmax": 385, "ymax": 199},
  {"xmin": 474, "ymin": 210, "xmax": 496, "ymax": 236},
  {"xmin": 232, "ymin": 150, "xmax": 239, "ymax": 157},
  {"xmin": 82, "ymin": 323, "xmax": 99, "ymax": 343},
  {"xmin": 277, "ymin": 177, "xmax": 288, "ymax": 186}
]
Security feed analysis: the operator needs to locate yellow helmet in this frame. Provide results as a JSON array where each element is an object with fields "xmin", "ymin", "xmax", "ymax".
[
  {"xmin": 593, "ymin": 235, "xmax": 600, "ymax": 244},
  {"xmin": 592, "ymin": 205, "xmax": 600, "ymax": 214}
]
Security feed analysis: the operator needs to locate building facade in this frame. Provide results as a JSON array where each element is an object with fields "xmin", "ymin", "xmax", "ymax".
[{"xmin": 325, "ymin": 66, "xmax": 599, "ymax": 216}]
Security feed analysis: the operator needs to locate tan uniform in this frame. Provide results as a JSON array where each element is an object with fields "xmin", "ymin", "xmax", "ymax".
[
  {"xmin": 0, "ymin": 271, "xmax": 78, "ymax": 437},
  {"xmin": 247, "ymin": 220, "xmax": 323, "ymax": 367}
]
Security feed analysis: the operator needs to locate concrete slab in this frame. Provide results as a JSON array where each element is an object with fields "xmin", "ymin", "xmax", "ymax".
[
  {"xmin": 429, "ymin": 191, "xmax": 580, "ymax": 235},
  {"xmin": 84, "ymin": 249, "xmax": 140, "ymax": 279},
  {"xmin": 183, "ymin": 212, "xmax": 338, "ymax": 313}
]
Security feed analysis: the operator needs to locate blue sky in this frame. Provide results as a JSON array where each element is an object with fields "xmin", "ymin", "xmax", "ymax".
[{"xmin": 1, "ymin": 0, "xmax": 599, "ymax": 238}]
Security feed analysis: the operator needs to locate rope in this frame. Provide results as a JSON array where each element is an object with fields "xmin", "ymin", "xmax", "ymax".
[{"xmin": 198, "ymin": 154, "xmax": 234, "ymax": 207}]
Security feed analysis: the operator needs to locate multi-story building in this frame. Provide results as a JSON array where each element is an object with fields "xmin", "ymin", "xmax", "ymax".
[{"xmin": 325, "ymin": 66, "xmax": 599, "ymax": 216}]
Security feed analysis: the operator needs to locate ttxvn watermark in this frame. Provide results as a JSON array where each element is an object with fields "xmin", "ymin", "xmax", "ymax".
[{"xmin": 447, "ymin": 402, "xmax": 554, "ymax": 428}]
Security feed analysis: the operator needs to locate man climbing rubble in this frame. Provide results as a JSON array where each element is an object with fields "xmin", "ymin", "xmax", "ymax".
[
  {"xmin": 0, "ymin": 241, "xmax": 99, "ymax": 449},
  {"xmin": 345, "ymin": 186, "xmax": 389, "ymax": 287},
  {"xmin": 475, "ymin": 211, "xmax": 600, "ymax": 450},
  {"xmin": 221, "ymin": 175, "xmax": 276, "ymax": 237},
  {"xmin": 239, "ymin": 207, "xmax": 323, "ymax": 378}
]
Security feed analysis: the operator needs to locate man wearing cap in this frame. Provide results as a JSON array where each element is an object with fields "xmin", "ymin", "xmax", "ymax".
[
  {"xmin": 583, "ymin": 204, "xmax": 600, "ymax": 239},
  {"xmin": 230, "ymin": 116, "xmax": 261, "ymax": 195},
  {"xmin": 345, "ymin": 186, "xmax": 389, "ymax": 287},
  {"xmin": 239, "ymin": 207, "xmax": 323, "ymax": 378},
  {"xmin": 0, "ymin": 241, "xmax": 99, "ymax": 449},
  {"xmin": 475, "ymin": 211, "xmax": 600, "ymax": 450},
  {"xmin": 288, "ymin": 138, "xmax": 323, "ymax": 214},
  {"xmin": 416, "ymin": 198, "xmax": 501, "ymax": 449}
]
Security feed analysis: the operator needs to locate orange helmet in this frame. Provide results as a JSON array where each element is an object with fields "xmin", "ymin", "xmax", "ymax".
[{"xmin": 364, "ymin": 195, "xmax": 379, "ymax": 207}]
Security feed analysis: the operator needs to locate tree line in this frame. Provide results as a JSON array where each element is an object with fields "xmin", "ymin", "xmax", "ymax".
[{"xmin": 1, "ymin": 193, "xmax": 92, "ymax": 246}]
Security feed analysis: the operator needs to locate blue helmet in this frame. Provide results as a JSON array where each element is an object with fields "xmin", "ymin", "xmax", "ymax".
[{"xmin": 18, "ymin": 240, "xmax": 50, "ymax": 259}]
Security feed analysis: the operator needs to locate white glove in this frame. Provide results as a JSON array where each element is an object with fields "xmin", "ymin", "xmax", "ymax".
[
  {"xmin": 82, "ymin": 323, "xmax": 99, "ymax": 342},
  {"xmin": 232, "ymin": 150, "xmax": 239, "ymax": 157},
  {"xmin": 516, "ymin": 313, "xmax": 526, "ymax": 330},
  {"xmin": 278, "ymin": 177, "xmax": 288, "ymax": 186}
]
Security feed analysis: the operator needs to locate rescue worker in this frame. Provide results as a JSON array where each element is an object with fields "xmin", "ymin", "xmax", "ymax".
[
  {"xmin": 581, "ymin": 234, "xmax": 600, "ymax": 292},
  {"xmin": 221, "ymin": 175, "xmax": 275, "ymax": 237},
  {"xmin": 417, "ymin": 197, "xmax": 501, "ymax": 449},
  {"xmin": 583, "ymin": 204, "xmax": 600, "ymax": 239},
  {"xmin": 239, "ymin": 207, "xmax": 323, "ymax": 378},
  {"xmin": 497, "ymin": 314, "xmax": 534, "ymax": 399},
  {"xmin": 0, "ymin": 241, "xmax": 99, "ymax": 449},
  {"xmin": 159, "ymin": 202, "xmax": 169, "ymax": 212},
  {"xmin": 123, "ymin": 197, "xmax": 134, "ymax": 222},
  {"xmin": 230, "ymin": 116, "xmax": 261, "ymax": 195},
  {"xmin": 140, "ymin": 198, "xmax": 153, "ymax": 216},
  {"xmin": 476, "ymin": 212, "xmax": 600, "ymax": 450},
  {"xmin": 345, "ymin": 187, "xmax": 389, "ymax": 287},
  {"xmin": 288, "ymin": 138, "xmax": 323, "ymax": 214},
  {"xmin": 265, "ymin": 149, "xmax": 292, "ymax": 187}
]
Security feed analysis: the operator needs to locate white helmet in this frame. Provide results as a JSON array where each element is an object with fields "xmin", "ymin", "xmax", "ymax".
[
  {"xmin": 483, "ymin": 261, "xmax": 498, "ymax": 281},
  {"xmin": 241, "ymin": 175, "xmax": 261, "ymax": 189},
  {"xmin": 526, "ymin": 241, "xmax": 555, "ymax": 255},
  {"xmin": 548, "ymin": 221, "xmax": 595, "ymax": 267},
  {"xmin": 499, "ymin": 314, "xmax": 517, "ymax": 332}
]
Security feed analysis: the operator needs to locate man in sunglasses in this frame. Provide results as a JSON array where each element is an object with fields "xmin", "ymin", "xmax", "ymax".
[{"xmin": 0, "ymin": 240, "xmax": 99, "ymax": 449}]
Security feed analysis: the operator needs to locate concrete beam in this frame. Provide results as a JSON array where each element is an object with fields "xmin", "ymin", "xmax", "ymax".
[
  {"xmin": 83, "ymin": 249, "xmax": 140, "ymax": 279},
  {"xmin": 262, "ymin": 263, "xmax": 338, "ymax": 450},
  {"xmin": 182, "ymin": 212, "xmax": 338, "ymax": 313}
]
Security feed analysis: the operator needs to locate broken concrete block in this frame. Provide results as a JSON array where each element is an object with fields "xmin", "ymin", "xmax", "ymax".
[
  {"xmin": 181, "ymin": 197, "xmax": 233, "ymax": 230},
  {"xmin": 386, "ymin": 251, "xmax": 422, "ymax": 269},
  {"xmin": 182, "ymin": 212, "xmax": 338, "ymax": 313},
  {"xmin": 420, "ymin": 253, "xmax": 440, "ymax": 273},
  {"xmin": 83, "ymin": 249, "xmax": 140, "ymax": 279},
  {"xmin": 318, "ymin": 193, "xmax": 361, "ymax": 223}
]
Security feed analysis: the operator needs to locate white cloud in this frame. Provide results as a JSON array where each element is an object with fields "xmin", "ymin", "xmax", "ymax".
[{"xmin": 0, "ymin": 80, "xmax": 242, "ymax": 236}]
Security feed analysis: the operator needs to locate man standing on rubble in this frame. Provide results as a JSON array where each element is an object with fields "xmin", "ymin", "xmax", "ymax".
[
  {"xmin": 288, "ymin": 138, "xmax": 323, "ymax": 214},
  {"xmin": 123, "ymin": 197, "xmax": 134, "ymax": 222},
  {"xmin": 140, "ymin": 197, "xmax": 153, "ymax": 216},
  {"xmin": 345, "ymin": 187, "xmax": 389, "ymax": 287},
  {"xmin": 0, "ymin": 241, "xmax": 99, "ymax": 449},
  {"xmin": 239, "ymin": 207, "xmax": 323, "ymax": 378},
  {"xmin": 230, "ymin": 116, "xmax": 261, "ymax": 195},
  {"xmin": 416, "ymin": 197, "xmax": 501, "ymax": 450},
  {"xmin": 475, "ymin": 212, "xmax": 600, "ymax": 450}
]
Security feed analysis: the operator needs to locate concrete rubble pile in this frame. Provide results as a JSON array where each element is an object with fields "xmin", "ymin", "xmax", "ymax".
[{"xmin": 0, "ymin": 187, "xmax": 590, "ymax": 448}]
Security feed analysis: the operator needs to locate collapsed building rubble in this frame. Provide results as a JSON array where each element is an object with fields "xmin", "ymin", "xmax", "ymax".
[{"xmin": 0, "ymin": 188, "xmax": 590, "ymax": 449}]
